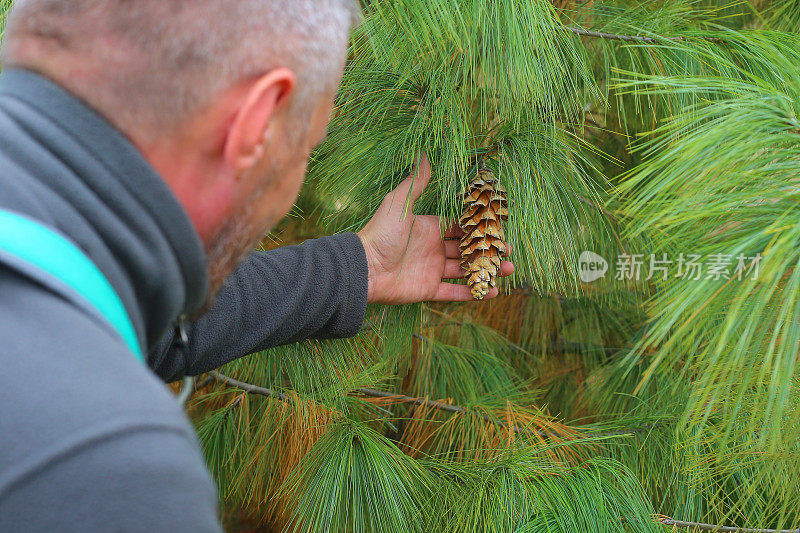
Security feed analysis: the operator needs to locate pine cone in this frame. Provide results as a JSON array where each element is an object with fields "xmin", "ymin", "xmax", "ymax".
[{"xmin": 459, "ymin": 168, "xmax": 509, "ymax": 300}]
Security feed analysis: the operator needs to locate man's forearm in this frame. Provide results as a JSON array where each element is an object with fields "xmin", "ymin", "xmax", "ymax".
[{"xmin": 148, "ymin": 233, "xmax": 368, "ymax": 382}]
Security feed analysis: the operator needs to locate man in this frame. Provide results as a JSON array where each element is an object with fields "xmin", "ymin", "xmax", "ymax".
[{"xmin": 0, "ymin": 1, "xmax": 513, "ymax": 531}]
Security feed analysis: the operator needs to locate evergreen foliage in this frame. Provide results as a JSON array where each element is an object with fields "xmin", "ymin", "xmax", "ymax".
[
  {"xmin": 0, "ymin": 0, "xmax": 10, "ymax": 47},
  {"xmin": 188, "ymin": 1, "xmax": 800, "ymax": 531}
]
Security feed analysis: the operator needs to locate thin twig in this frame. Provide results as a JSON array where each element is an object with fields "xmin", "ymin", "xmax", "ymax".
[
  {"xmin": 209, "ymin": 371, "xmax": 665, "ymax": 436},
  {"xmin": 222, "ymin": 394, "xmax": 244, "ymax": 417},
  {"xmin": 656, "ymin": 515, "xmax": 800, "ymax": 532},
  {"xmin": 209, "ymin": 371, "xmax": 292, "ymax": 403},
  {"xmin": 564, "ymin": 26, "xmax": 723, "ymax": 44},
  {"xmin": 194, "ymin": 375, "xmax": 215, "ymax": 391},
  {"xmin": 209, "ymin": 371, "xmax": 541, "ymax": 435},
  {"xmin": 208, "ymin": 371, "xmax": 396, "ymax": 419},
  {"xmin": 208, "ymin": 372, "xmax": 660, "ymax": 439},
  {"xmin": 571, "ymin": 192, "xmax": 619, "ymax": 221},
  {"xmin": 206, "ymin": 372, "xmax": 395, "ymax": 432},
  {"xmin": 354, "ymin": 387, "xmax": 536, "ymax": 435}
]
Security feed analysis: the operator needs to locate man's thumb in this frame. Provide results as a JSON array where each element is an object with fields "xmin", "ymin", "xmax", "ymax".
[
  {"xmin": 398, "ymin": 154, "xmax": 431, "ymax": 202},
  {"xmin": 385, "ymin": 154, "xmax": 431, "ymax": 216},
  {"xmin": 408, "ymin": 154, "xmax": 431, "ymax": 201}
]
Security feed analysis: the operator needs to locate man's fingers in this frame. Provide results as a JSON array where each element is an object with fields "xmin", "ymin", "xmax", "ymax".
[
  {"xmin": 499, "ymin": 260, "xmax": 515, "ymax": 277},
  {"xmin": 442, "ymin": 221, "xmax": 464, "ymax": 239},
  {"xmin": 444, "ymin": 240, "xmax": 461, "ymax": 259},
  {"xmin": 408, "ymin": 154, "xmax": 431, "ymax": 201},
  {"xmin": 383, "ymin": 154, "xmax": 431, "ymax": 216},
  {"xmin": 432, "ymin": 282, "xmax": 501, "ymax": 302},
  {"xmin": 483, "ymin": 286, "xmax": 500, "ymax": 299},
  {"xmin": 443, "ymin": 259, "xmax": 465, "ymax": 279},
  {"xmin": 432, "ymin": 282, "xmax": 473, "ymax": 302}
]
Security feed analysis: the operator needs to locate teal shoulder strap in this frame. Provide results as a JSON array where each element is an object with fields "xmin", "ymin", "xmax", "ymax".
[{"xmin": 0, "ymin": 209, "xmax": 144, "ymax": 362}]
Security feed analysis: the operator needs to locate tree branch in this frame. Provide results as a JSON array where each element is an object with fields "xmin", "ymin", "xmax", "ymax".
[
  {"xmin": 195, "ymin": 375, "xmax": 216, "ymax": 391},
  {"xmin": 354, "ymin": 387, "xmax": 537, "ymax": 435},
  {"xmin": 207, "ymin": 371, "xmax": 662, "ymax": 439},
  {"xmin": 564, "ymin": 26, "xmax": 723, "ymax": 44},
  {"xmin": 209, "ymin": 370, "xmax": 537, "ymax": 435},
  {"xmin": 655, "ymin": 515, "xmax": 800, "ymax": 532},
  {"xmin": 209, "ymin": 371, "xmax": 292, "ymax": 403}
]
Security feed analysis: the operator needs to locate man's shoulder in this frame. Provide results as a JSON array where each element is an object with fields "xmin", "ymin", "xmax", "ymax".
[
  {"xmin": 0, "ymin": 265, "xmax": 220, "ymax": 531},
  {"xmin": 0, "ymin": 264, "xmax": 197, "ymax": 476},
  {"xmin": 0, "ymin": 263, "xmax": 192, "ymax": 445}
]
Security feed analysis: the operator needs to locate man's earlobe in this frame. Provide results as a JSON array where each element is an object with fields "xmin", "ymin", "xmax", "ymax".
[{"xmin": 223, "ymin": 68, "xmax": 297, "ymax": 172}]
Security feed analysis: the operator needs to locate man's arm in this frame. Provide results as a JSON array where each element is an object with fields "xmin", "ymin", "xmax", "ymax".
[
  {"xmin": 149, "ymin": 232, "xmax": 368, "ymax": 382},
  {"xmin": 150, "ymin": 157, "xmax": 515, "ymax": 383}
]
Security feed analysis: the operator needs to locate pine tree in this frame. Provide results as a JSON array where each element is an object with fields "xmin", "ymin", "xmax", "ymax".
[
  {"xmin": 0, "ymin": 0, "xmax": 10, "ymax": 48},
  {"xmin": 187, "ymin": 1, "xmax": 800, "ymax": 531}
]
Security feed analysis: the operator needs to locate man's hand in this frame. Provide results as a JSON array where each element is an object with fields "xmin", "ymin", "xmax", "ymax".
[{"xmin": 357, "ymin": 156, "xmax": 514, "ymax": 304}]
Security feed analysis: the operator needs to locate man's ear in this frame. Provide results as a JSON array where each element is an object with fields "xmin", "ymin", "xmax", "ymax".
[{"xmin": 224, "ymin": 68, "xmax": 296, "ymax": 172}]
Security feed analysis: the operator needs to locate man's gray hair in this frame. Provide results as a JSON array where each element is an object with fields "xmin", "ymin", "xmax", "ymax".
[{"xmin": 2, "ymin": 0, "xmax": 358, "ymax": 139}]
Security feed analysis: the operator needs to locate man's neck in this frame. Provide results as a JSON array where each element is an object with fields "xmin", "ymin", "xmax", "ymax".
[{"xmin": 0, "ymin": 68, "xmax": 210, "ymax": 349}]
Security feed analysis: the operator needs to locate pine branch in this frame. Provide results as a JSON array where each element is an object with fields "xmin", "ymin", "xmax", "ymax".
[
  {"xmin": 207, "ymin": 371, "xmax": 663, "ymax": 438},
  {"xmin": 195, "ymin": 375, "xmax": 215, "ymax": 391},
  {"xmin": 209, "ymin": 371, "xmax": 292, "ymax": 403},
  {"xmin": 208, "ymin": 370, "xmax": 398, "ymax": 421},
  {"xmin": 564, "ymin": 25, "xmax": 723, "ymax": 44},
  {"xmin": 655, "ymin": 515, "xmax": 800, "ymax": 532},
  {"xmin": 209, "ymin": 370, "xmax": 535, "ymax": 434},
  {"xmin": 354, "ymin": 387, "xmax": 535, "ymax": 435}
]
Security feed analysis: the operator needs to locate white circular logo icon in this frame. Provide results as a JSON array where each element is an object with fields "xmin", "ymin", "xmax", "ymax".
[{"xmin": 579, "ymin": 251, "xmax": 607, "ymax": 283}]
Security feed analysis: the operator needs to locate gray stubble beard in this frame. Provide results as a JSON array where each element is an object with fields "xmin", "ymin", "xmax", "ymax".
[{"xmin": 190, "ymin": 196, "xmax": 268, "ymax": 319}]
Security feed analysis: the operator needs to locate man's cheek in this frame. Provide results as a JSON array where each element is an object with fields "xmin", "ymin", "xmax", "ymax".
[
  {"xmin": 284, "ymin": 161, "xmax": 307, "ymax": 202},
  {"xmin": 281, "ymin": 174, "xmax": 304, "ymax": 217}
]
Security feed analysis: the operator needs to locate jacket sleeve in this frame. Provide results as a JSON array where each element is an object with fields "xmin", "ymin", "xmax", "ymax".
[{"xmin": 148, "ymin": 232, "xmax": 369, "ymax": 382}]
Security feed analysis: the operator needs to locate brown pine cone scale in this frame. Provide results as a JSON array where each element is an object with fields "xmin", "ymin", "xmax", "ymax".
[{"xmin": 459, "ymin": 168, "xmax": 509, "ymax": 300}]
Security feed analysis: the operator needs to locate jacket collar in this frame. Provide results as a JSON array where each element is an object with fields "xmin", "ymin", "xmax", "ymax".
[{"xmin": 0, "ymin": 68, "xmax": 209, "ymax": 351}]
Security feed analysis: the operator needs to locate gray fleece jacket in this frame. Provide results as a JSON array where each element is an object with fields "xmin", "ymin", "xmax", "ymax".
[{"xmin": 0, "ymin": 68, "xmax": 369, "ymax": 531}]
